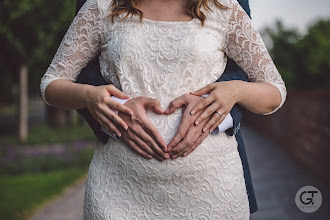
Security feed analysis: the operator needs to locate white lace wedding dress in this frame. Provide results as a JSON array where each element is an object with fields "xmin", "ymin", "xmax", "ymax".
[{"xmin": 40, "ymin": 0, "xmax": 286, "ymax": 219}]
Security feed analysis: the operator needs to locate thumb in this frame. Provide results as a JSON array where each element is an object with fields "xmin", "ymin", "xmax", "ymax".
[
  {"xmin": 145, "ymin": 98, "xmax": 164, "ymax": 114},
  {"xmin": 106, "ymin": 85, "xmax": 130, "ymax": 99},
  {"xmin": 190, "ymin": 84, "xmax": 214, "ymax": 96},
  {"xmin": 165, "ymin": 97, "xmax": 185, "ymax": 115}
]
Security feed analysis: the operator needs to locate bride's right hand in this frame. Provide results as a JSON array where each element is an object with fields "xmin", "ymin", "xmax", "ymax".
[{"xmin": 85, "ymin": 85, "xmax": 133, "ymax": 137}]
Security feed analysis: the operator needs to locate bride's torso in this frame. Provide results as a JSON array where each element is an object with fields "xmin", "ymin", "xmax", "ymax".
[
  {"xmin": 84, "ymin": 2, "xmax": 250, "ymax": 217},
  {"xmin": 97, "ymin": 3, "xmax": 231, "ymax": 143}
]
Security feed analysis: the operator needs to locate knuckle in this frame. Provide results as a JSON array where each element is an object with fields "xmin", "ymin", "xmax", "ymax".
[
  {"xmin": 101, "ymin": 96, "xmax": 108, "ymax": 103},
  {"xmin": 186, "ymin": 139, "xmax": 195, "ymax": 147},
  {"xmin": 97, "ymin": 103, "xmax": 103, "ymax": 110}
]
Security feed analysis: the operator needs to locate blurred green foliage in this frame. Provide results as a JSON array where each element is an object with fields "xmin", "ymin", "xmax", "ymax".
[
  {"xmin": 0, "ymin": 0, "xmax": 76, "ymax": 103},
  {"xmin": 0, "ymin": 169, "xmax": 86, "ymax": 220},
  {"xmin": 264, "ymin": 20, "xmax": 330, "ymax": 90},
  {"xmin": 0, "ymin": 122, "xmax": 95, "ymax": 145}
]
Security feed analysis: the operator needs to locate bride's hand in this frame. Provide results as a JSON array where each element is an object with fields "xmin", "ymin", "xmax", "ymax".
[
  {"xmin": 118, "ymin": 97, "xmax": 169, "ymax": 161},
  {"xmin": 85, "ymin": 85, "xmax": 133, "ymax": 137},
  {"xmin": 164, "ymin": 94, "xmax": 209, "ymax": 159},
  {"xmin": 190, "ymin": 81, "xmax": 242, "ymax": 132}
]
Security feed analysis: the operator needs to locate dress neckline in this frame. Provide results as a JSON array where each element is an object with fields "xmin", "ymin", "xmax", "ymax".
[{"xmin": 141, "ymin": 17, "xmax": 197, "ymax": 25}]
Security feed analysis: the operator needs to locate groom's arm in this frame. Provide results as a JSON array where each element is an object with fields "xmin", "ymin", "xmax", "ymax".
[
  {"xmin": 216, "ymin": 0, "xmax": 250, "ymax": 136},
  {"xmin": 217, "ymin": 59, "xmax": 247, "ymax": 136}
]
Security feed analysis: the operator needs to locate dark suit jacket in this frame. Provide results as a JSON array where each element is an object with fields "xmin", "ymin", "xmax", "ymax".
[{"xmin": 75, "ymin": 0, "xmax": 257, "ymax": 213}]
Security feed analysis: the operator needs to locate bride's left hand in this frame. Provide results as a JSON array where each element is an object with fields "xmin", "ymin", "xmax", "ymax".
[{"xmin": 190, "ymin": 81, "xmax": 242, "ymax": 132}]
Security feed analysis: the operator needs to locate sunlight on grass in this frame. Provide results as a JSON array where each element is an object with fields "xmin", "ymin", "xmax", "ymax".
[{"xmin": 0, "ymin": 169, "xmax": 87, "ymax": 220}]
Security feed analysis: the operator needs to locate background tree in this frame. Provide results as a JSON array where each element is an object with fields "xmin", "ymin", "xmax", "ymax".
[
  {"xmin": 0, "ymin": 0, "xmax": 76, "ymax": 129},
  {"xmin": 264, "ymin": 19, "xmax": 330, "ymax": 90}
]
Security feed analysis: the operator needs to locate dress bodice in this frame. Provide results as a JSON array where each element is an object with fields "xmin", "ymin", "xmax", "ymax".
[{"xmin": 40, "ymin": 0, "xmax": 286, "ymax": 115}]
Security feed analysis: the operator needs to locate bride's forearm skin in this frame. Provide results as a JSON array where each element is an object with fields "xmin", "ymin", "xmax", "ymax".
[
  {"xmin": 44, "ymin": 79, "xmax": 93, "ymax": 109},
  {"xmin": 235, "ymin": 81, "xmax": 282, "ymax": 114}
]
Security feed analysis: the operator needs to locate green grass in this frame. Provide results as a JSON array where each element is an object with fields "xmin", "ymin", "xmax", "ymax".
[
  {"xmin": 0, "ymin": 122, "xmax": 96, "ymax": 145},
  {"xmin": 0, "ymin": 169, "xmax": 87, "ymax": 220}
]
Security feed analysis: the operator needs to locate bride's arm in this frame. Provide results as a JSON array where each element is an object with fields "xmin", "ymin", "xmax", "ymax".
[
  {"xmin": 191, "ymin": 1, "xmax": 286, "ymax": 130},
  {"xmin": 40, "ymin": 0, "xmax": 132, "ymax": 134}
]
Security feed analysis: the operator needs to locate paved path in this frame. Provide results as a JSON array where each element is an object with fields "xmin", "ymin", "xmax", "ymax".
[
  {"xmin": 31, "ymin": 126, "xmax": 329, "ymax": 220},
  {"xmin": 31, "ymin": 178, "xmax": 86, "ymax": 220},
  {"xmin": 242, "ymin": 126, "xmax": 330, "ymax": 220}
]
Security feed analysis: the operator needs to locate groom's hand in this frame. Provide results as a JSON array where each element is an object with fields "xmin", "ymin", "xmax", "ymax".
[
  {"xmin": 164, "ymin": 94, "xmax": 211, "ymax": 159},
  {"xmin": 118, "ymin": 97, "xmax": 169, "ymax": 161}
]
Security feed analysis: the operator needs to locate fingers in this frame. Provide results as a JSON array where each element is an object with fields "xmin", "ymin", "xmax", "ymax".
[
  {"xmin": 209, "ymin": 112, "xmax": 226, "ymax": 133},
  {"xmin": 125, "ymin": 139, "xmax": 153, "ymax": 160},
  {"xmin": 190, "ymin": 84, "xmax": 214, "ymax": 96},
  {"xmin": 105, "ymin": 85, "xmax": 130, "ymax": 99},
  {"xmin": 140, "ymin": 119, "xmax": 168, "ymax": 153},
  {"xmin": 190, "ymin": 95, "xmax": 215, "ymax": 116},
  {"xmin": 183, "ymin": 131, "xmax": 208, "ymax": 157},
  {"xmin": 202, "ymin": 111, "xmax": 226, "ymax": 133},
  {"xmin": 102, "ymin": 95, "xmax": 133, "ymax": 116},
  {"xmin": 169, "ymin": 126, "xmax": 201, "ymax": 159},
  {"xmin": 164, "ymin": 96, "xmax": 186, "ymax": 115},
  {"xmin": 96, "ymin": 113, "xmax": 122, "ymax": 137},
  {"xmin": 98, "ymin": 103, "xmax": 129, "ymax": 130},
  {"xmin": 194, "ymin": 102, "xmax": 220, "ymax": 126},
  {"xmin": 129, "ymin": 134, "xmax": 165, "ymax": 161},
  {"xmin": 167, "ymin": 113, "xmax": 191, "ymax": 151}
]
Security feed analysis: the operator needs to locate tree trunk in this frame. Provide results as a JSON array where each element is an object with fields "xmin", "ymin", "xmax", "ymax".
[{"xmin": 19, "ymin": 64, "xmax": 28, "ymax": 142}]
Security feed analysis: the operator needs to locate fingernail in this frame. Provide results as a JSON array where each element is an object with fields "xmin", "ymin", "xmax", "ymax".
[
  {"xmin": 163, "ymin": 153, "xmax": 169, "ymax": 158},
  {"xmin": 130, "ymin": 111, "xmax": 133, "ymax": 116},
  {"xmin": 203, "ymin": 128, "xmax": 207, "ymax": 133},
  {"xmin": 195, "ymin": 120, "xmax": 199, "ymax": 125},
  {"xmin": 191, "ymin": 111, "xmax": 195, "ymax": 115},
  {"xmin": 183, "ymin": 152, "xmax": 188, "ymax": 157},
  {"xmin": 147, "ymin": 155, "xmax": 152, "ymax": 159},
  {"xmin": 124, "ymin": 125, "xmax": 128, "ymax": 130},
  {"xmin": 210, "ymin": 129, "xmax": 214, "ymax": 133},
  {"xmin": 117, "ymin": 132, "xmax": 122, "ymax": 137}
]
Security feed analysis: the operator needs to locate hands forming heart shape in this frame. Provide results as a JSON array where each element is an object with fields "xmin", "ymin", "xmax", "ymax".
[
  {"xmin": 118, "ymin": 94, "xmax": 207, "ymax": 161},
  {"xmin": 87, "ymin": 82, "xmax": 240, "ymax": 161}
]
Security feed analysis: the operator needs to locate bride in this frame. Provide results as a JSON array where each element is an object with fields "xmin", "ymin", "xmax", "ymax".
[{"xmin": 40, "ymin": 0, "xmax": 286, "ymax": 219}]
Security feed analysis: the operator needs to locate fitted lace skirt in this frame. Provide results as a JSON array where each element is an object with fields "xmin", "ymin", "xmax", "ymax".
[{"xmin": 83, "ymin": 111, "xmax": 250, "ymax": 220}]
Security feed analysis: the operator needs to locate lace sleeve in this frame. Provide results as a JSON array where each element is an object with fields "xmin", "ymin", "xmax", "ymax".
[
  {"xmin": 224, "ymin": 1, "xmax": 287, "ymax": 115},
  {"xmin": 40, "ymin": 0, "xmax": 102, "ymax": 105}
]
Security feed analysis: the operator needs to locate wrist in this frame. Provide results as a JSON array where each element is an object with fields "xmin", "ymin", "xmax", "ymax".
[
  {"xmin": 234, "ymin": 81, "xmax": 248, "ymax": 104},
  {"xmin": 83, "ymin": 85, "xmax": 95, "ymax": 108}
]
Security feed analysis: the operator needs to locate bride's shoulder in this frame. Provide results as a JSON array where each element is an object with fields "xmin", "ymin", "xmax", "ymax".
[{"xmin": 205, "ymin": 0, "xmax": 236, "ymax": 23}]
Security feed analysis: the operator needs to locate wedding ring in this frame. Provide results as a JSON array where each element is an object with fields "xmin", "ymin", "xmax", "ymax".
[{"xmin": 216, "ymin": 111, "xmax": 223, "ymax": 117}]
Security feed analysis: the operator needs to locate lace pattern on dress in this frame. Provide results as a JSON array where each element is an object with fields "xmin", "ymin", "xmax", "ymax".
[
  {"xmin": 224, "ymin": 1, "xmax": 287, "ymax": 114},
  {"xmin": 40, "ymin": 0, "xmax": 103, "ymax": 105}
]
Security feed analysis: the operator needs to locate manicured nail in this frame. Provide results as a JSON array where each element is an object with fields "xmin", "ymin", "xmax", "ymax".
[
  {"xmin": 124, "ymin": 125, "xmax": 128, "ymax": 130},
  {"xmin": 117, "ymin": 132, "xmax": 122, "ymax": 137},
  {"xmin": 130, "ymin": 112, "xmax": 133, "ymax": 116},
  {"xmin": 210, "ymin": 128, "xmax": 214, "ymax": 133},
  {"xmin": 163, "ymin": 153, "xmax": 169, "ymax": 158},
  {"xmin": 195, "ymin": 120, "xmax": 199, "ymax": 125},
  {"xmin": 203, "ymin": 128, "xmax": 207, "ymax": 133},
  {"xmin": 183, "ymin": 152, "xmax": 188, "ymax": 157},
  {"xmin": 191, "ymin": 110, "xmax": 195, "ymax": 115}
]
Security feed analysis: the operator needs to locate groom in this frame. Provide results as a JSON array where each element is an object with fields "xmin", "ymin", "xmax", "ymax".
[{"xmin": 75, "ymin": 0, "xmax": 258, "ymax": 214}]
